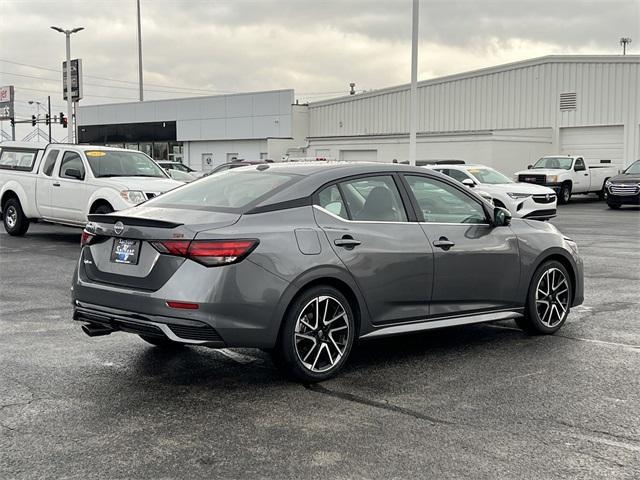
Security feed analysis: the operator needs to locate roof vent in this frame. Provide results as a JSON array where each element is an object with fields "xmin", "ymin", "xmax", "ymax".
[{"xmin": 560, "ymin": 92, "xmax": 577, "ymax": 111}]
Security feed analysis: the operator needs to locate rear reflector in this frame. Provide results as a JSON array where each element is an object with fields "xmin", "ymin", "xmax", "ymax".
[
  {"xmin": 150, "ymin": 239, "xmax": 258, "ymax": 267},
  {"xmin": 166, "ymin": 301, "xmax": 199, "ymax": 310}
]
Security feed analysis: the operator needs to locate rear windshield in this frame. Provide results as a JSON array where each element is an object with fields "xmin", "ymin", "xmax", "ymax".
[
  {"xmin": 145, "ymin": 168, "xmax": 299, "ymax": 212},
  {"xmin": 0, "ymin": 149, "xmax": 39, "ymax": 171},
  {"xmin": 84, "ymin": 150, "xmax": 167, "ymax": 178}
]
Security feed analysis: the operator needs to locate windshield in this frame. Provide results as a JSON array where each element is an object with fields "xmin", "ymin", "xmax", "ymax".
[
  {"xmin": 532, "ymin": 157, "xmax": 573, "ymax": 170},
  {"xmin": 85, "ymin": 150, "xmax": 167, "ymax": 178},
  {"xmin": 145, "ymin": 168, "xmax": 299, "ymax": 211},
  {"xmin": 624, "ymin": 161, "xmax": 640, "ymax": 174},
  {"xmin": 466, "ymin": 167, "xmax": 513, "ymax": 184}
]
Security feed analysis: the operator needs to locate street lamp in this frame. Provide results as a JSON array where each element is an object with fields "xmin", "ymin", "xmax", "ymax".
[{"xmin": 51, "ymin": 25, "xmax": 84, "ymax": 143}]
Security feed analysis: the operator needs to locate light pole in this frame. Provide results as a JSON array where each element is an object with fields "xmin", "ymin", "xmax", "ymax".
[
  {"xmin": 408, "ymin": 0, "xmax": 419, "ymax": 166},
  {"xmin": 51, "ymin": 25, "xmax": 84, "ymax": 143},
  {"xmin": 136, "ymin": 0, "xmax": 144, "ymax": 101},
  {"xmin": 620, "ymin": 37, "xmax": 632, "ymax": 55}
]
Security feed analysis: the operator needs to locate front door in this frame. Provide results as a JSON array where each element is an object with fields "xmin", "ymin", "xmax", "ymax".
[
  {"xmin": 314, "ymin": 175, "xmax": 434, "ymax": 325},
  {"xmin": 49, "ymin": 150, "xmax": 89, "ymax": 223},
  {"xmin": 402, "ymin": 174, "xmax": 521, "ymax": 317}
]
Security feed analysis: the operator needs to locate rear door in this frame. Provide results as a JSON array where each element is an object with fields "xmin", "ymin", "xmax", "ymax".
[
  {"xmin": 35, "ymin": 148, "xmax": 60, "ymax": 218},
  {"xmin": 49, "ymin": 150, "xmax": 90, "ymax": 223},
  {"xmin": 401, "ymin": 173, "xmax": 521, "ymax": 317},
  {"xmin": 314, "ymin": 174, "xmax": 433, "ymax": 325}
]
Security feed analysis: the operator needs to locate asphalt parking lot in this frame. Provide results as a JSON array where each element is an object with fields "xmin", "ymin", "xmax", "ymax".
[{"xmin": 1, "ymin": 198, "xmax": 639, "ymax": 479}]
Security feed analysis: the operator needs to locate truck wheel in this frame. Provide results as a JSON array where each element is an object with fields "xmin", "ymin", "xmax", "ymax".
[
  {"xmin": 93, "ymin": 204, "xmax": 114, "ymax": 214},
  {"xmin": 3, "ymin": 198, "xmax": 30, "ymax": 236},
  {"xmin": 558, "ymin": 183, "xmax": 572, "ymax": 205}
]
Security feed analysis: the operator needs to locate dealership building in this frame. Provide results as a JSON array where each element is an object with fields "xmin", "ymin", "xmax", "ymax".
[{"xmin": 77, "ymin": 55, "xmax": 639, "ymax": 172}]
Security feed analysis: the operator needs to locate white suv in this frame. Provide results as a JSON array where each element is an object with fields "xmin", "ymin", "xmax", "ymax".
[{"xmin": 425, "ymin": 163, "xmax": 557, "ymax": 220}]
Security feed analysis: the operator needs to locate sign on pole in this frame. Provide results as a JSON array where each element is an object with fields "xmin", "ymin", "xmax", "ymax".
[
  {"xmin": 0, "ymin": 85, "xmax": 14, "ymax": 120},
  {"xmin": 62, "ymin": 59, "xmax": 83, "ymax": 101}
]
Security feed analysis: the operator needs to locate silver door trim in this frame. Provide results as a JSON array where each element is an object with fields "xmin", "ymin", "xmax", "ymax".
[{"xmin": 360, "ymin": 310, "xmax": 523, "ymax": 339}]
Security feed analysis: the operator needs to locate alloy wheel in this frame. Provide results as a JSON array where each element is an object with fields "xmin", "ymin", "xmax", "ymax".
[
  {"xmin": 5, "ymin": 206, "xmax": 17, "ymax": 229},
  {"xmin": 294, "ymin": 295, "xmax": 350, "ymax": 373},
  {"xmin": 535, "ymin": 267, "xmax": 570, "ymax": 328}
]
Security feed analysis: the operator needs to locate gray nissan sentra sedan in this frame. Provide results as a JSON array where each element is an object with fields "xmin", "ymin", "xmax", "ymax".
[{"xmin": 72, "ymin": 162, "xmax": 584, "ymax": 382}]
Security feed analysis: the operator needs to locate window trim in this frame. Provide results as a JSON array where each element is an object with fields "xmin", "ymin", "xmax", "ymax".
[{"xmin": 399, "ymin": 172, "xmax": 492, "ymax": 225}]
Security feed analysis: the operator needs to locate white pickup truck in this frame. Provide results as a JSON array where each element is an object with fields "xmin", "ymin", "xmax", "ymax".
[
  {"xmin": 0, "ymin": 142, "xmax": 182, "ymax": 236},
  {"xmin": 514, "ymin": 155, "xmax": 619, "ymax": 204}
]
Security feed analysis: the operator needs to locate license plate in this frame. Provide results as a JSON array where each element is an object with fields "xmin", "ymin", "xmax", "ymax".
[{"xmin": 110, "ymin": 238, "xmax": 141, "ymax": 265}]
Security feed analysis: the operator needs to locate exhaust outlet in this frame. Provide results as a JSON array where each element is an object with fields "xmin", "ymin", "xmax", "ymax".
[{"xmin": 81, "ymin": 323, "xmax": 114, "ymax": 337}]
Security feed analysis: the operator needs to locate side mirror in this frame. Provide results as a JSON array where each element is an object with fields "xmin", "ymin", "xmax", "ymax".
[
  {"xmin": 493, "ymin": 207, "xmax": 512, "ymax": 227},
  {"xmin": 527, "ymin": 164, "xmax": 532, "ymax": 169},
  {"xmin": 461, "ymin": 178, "xmax": 475, "ymax": 188},
  {"xmin": 65, "ymin": 168, "xmax": 84, "ymax": 180}
]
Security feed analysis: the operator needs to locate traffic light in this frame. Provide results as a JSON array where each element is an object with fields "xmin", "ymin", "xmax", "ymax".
[
  {"xmin": 31, "ymin": 115, "xmax": 37, "ymax": 127},
  {"xmin": 45, "ymin": 114, "xmax": 50, "ymax": 126},
  {"xmin": 59, "ymin": 112, "xmax": 68, "ymax": 128}
]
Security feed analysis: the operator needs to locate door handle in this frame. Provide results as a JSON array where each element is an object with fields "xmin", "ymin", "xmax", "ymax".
[
  {"xmin": 52, "ymin": 182, "xmax": 61, "ymax": 187},
  {"xmin": 433, "ymin": 237, "xmax": 455, "ymax": 250},
  {"xmin": 334, "ymin": 236, "xmax": 361, "ymax": 248}
]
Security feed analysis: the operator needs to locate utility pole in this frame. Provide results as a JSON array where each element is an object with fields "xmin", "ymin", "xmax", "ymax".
[
  {"xmin": 137, "ymin": 0, "xmax": 144, "ymax": 101},
  {"xmin": 408, "ymin": 0, "xmax": 419, "ymax": 166},
  {"xmin": 47, "ymin": 96, "xmax": 52, "ymax": 142},
  {"xmin": 51, "ymin": 25, "xmax": 84, "ymax": 144},
  {"xmin": 620, "ymin": 37, "xmax": 632, "ymax": 55}
]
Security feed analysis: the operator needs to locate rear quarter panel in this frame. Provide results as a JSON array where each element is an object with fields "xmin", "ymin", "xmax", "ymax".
[{"xmin": 0, "ymin": 173, "xmax": 40, "ymax": 218}]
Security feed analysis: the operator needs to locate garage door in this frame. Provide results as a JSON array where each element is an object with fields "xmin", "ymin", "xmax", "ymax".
[
  {"xmin": 560, "ymin": 126, "xmax": 624, "ymax": 167},
  {"xmin": 339, "ymin": 149, "xmax": 377, "ymax": 162}
]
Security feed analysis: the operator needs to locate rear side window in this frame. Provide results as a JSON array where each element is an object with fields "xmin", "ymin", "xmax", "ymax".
[
  {"xmin": 440, "ymin": 169, "xmax": 471, "ymax": 183},
  {"xmin": 317, "ymin": 185, "xmax": 348, "ymax": 219},
  {"xmin": 59, "ymin": 151, "xmax": 85, "ymax": 180},
  {"xmin": 338, "ymin": 176, "xmax": 407, "ymax": 222},
  {"xmin": 41, "ymin": 150, "xmax": 59, "ymax": 176},
  {"xmin": 0, "ymin": 149, "xmax": 38, "ymax": 171},
  {"xmin": 146, "ymin": 169, "xmax": 299, "ymax": 212}
]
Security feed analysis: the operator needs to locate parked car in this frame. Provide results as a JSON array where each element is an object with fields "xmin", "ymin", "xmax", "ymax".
[
  {"xmin": 0, "ymin": 142, "xmax": 182, "ymax": 236},
  {"xmin": 157, "ymin": 161, "xmax": 204, "ymax": 179},
  {"xmin": 514, "ymin": 156, "xmax": 618, "ymax": 204},
  {"xmin": 604, "ymin": 160, "xmax": 640, "ymax": 209},
  {"xmin": 204, "ymin": 160, "xmax": 269, "ymax": 176},
  {"xmin": 72, "ymin": 162, "xmax": 583, "ymax": 382},
  {"xmin": 426, "ymin": 163, "xmax": 557, "ymax": 220}
]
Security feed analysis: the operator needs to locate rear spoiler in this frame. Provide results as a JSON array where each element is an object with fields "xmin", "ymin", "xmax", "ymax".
[{"xmin": 87, "ymin": 214, "xmax": 183, "ymax": 229}]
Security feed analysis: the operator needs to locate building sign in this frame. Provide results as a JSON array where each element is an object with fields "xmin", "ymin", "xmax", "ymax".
[
  {"xmin": 201, "ymin": 153, "xmax": 213, "ymax": 171},
  {"xmin": 0, "ymin": 85, "xmax": 14, "ymax": 120},
  {"xmin": 62, "ymin": 59, "xmax": 83, "ymax": 101}
]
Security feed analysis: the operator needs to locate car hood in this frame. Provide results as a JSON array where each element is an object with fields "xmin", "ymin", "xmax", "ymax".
[
  {"xmin": 608, "ymin": 173, "xmax": 640, "ymax": 184},
  {"xmin": 98, "ymin": 176, "xmax": 184, "ymax": 192},
  {"xmin": 515, "ymin": 169, "xmax": 568, "ymax": 177},
  {"xmin": 476, "ymin": 183, "xmax": 556, "ymax": 195}
]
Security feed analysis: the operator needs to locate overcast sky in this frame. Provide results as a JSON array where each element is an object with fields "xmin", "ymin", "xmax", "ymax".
[{"xmin": 1, "ymin": 0, "xmax": 639, "ymax": 139}]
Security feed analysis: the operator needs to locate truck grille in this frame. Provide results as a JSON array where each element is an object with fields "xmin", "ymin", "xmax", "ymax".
[
  {"xmin": 518, "ymin": 174, "xmax": 547, "ymax": 185},
  {"xmin": 610, "ymin": 184, "xmax": 639, "ymax": 196},
  {"xmin": 532, "ymin": 194, "xmax": 556, "ymax": 204}
]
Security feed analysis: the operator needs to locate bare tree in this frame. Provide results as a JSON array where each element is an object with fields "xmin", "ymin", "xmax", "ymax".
[{"xmin": 620, "ymin": 37, "xmax": 632, "ymax": 55}]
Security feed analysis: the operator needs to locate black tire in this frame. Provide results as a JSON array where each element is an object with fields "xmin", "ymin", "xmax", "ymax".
[
  {"xmin": 139, "ymin": 334, "xmax": 185, "ymax": 348},
  {"xmin": 516, "ymin": 260, "xmax": 572, "ymax": 335},
  {"xmin": 607, "ymin": 203, "xmax": 621, "ymax": 210},
  {"xmin": 93, "ymin": 203, "xmax": 114, "ymax": 214},
  {"xmin": 274, "ymin": 285, "xmax": 355, "ymax": 382},
  {"xmin": 2, "ymin": 197, "xmax": 30, "ymax": 236},
  {"xmin": 558, "ymin": 183, "xmax": 572, "ymax": 205}
]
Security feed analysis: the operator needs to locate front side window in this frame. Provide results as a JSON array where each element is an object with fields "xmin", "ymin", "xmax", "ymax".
[
  {"xmin": 59, "ymin": 151, "xmax": 85, "ymax": 180},
  {"xmin": 41, "ymin": 149, "xmax": 59, "ymax": 177},
  {"xmin": 532, "ymin": 157, "xmax": 573, "ymax": 170},
  {"xmin": 574, "ymin": 158, "xmax": 585, "ymax": 170},
  {"xmin": 146, "ymin": 169, "xmax": 299, "ymax": 212},
  {"xmin": 84, "ymin": 150, "xmax": 167, "ymax": 178},
  {"xmin": 317, "ymin": 184, "xmax": 348, "ymax": 219},
  {"xmin": 405, "ymin": 175, "xmax": 487, "ymax": 224},
  {"xmin": 338, "ymin": 176, "xmax": 407, "ymax": 222}
]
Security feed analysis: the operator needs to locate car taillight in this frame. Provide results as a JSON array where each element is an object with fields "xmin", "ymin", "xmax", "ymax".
[
  {"xmin": 150, "ymin": 239, "xmax": 258, "ymax": 267},
  {"xmin": 81, "ymin": 230, "xmax": 95, "ymax": 247}
]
